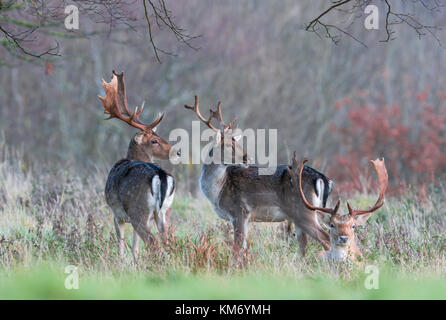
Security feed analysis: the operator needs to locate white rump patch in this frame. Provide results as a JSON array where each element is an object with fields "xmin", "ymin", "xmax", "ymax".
[
  {"xmin": 328, "ymin": 180, "xmax": 334, "ymax": 193},
  {"xmin": 313, "ymin": 179, "xmax": 325, "ymax": 227},
  {"xmin": 151, "ymin": 175, "xmax": 161, "ymax": 209},
  {"xmin": 166, "ymin": 176, "xmax": 174, "ymax": 200},
  {"xmin": 314, "ymin": 178, "xmax": 324, "ymax": 207},
  {"xmin": 158, "ymin": 176, "xmax": 175, "ymax": 226}
]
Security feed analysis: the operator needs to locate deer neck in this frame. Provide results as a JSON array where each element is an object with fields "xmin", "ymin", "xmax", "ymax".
[
  {"xmin": 327, "ymin": 238, "xmax": 362, "ymax": 261},
  {"xmin": 201, "ymin": 163, "xmax": 228, "ymax": 187},
  {"xmin": 126, "ymin": 139, "xmax": 152, "ymax": 162},
  {"xmin": 200, "ymin": 163, "xmax": 228, "ymax": 207},
  {"xmin": 348, "ymin": 240, "xmax": 362, "ymax": 260},
  {"xmin": 327, "ymin": 238, "xmax": 350, "ymax": 260},
  {"xmin": 200, "ymin": 146, "xmax": 230, "ymax": 191}
]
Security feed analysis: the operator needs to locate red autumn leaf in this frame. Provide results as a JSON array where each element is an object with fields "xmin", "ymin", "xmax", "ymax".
[{"xmin": 45, "ymin": 61, "xmax": 53, "ymax": 76}]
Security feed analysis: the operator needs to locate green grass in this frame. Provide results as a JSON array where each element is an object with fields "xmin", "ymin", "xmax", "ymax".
[
  {"xmin": 1, "ymin": 264, "xmax": 446, "ymax": 299},
  {"xmin": 0, "ymin": 144, "xmax": 445, "ymax": 299}
]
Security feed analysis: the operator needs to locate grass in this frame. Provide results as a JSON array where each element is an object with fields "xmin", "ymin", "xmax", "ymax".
[
  {"xmin": 1, "ymin": 265, "xmax": 446, "ymax": 299},
  {"xmin": 0, "ymin": 143, "xmax": 445, "ymax": 299}
]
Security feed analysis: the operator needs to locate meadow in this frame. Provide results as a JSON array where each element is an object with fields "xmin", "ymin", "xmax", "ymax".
[
  {"xmin": 0, "ymin": 142, "xmax": 445, "ymax": 300},
  {"xmin": 1, "ymin": 0, "xmax": 446, "ymax": 302}
]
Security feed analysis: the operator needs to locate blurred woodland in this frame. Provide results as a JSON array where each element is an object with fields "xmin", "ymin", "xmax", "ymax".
[{"xmin": 0, "ymin": 0, "xmax": 445, "ymax": 196}]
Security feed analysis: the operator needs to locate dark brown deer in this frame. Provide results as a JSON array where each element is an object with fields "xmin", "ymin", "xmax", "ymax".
[
  {"xmin": 290, "ymin": 154, "xmax": 388, "ymax": 262},
  {"xmin": 98, "ymin": 70, "xmax": 179, "ymax": 261},
  {"xmin": 184, "ymin": 96, "xmax": 334, "ymax": 262}
]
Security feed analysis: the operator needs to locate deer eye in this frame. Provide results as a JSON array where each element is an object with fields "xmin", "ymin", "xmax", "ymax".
[
  {"xmin": 352, "ymin": 225, "xmax": 356, "ymax": 229},
  {"xmin": 151, "ymin": 139, "xmax": 159, "ymax": 145}
]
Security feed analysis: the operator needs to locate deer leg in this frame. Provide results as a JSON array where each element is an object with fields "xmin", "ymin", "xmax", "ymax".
[
  {"xmin": 132, "ymin": 230, "xmax": 140, "ymax": 262},
  {"xmin": 279, "ymin": 220, "xmax": 294, "ymax": 239},
  {"xmin": 232, "ymin": 208, "xmax": 251, "ymax": 265},
  {"xmin": 295, "ymin": 226, "xmax": 308, "ymax": 257},
  {"xmin": 165, "ymin": 207, "xmax": 172, "ymax": 236},
  {"xmin": 114, "ymin": 217, "xmax": 125, "ymax": 255},
  {"xmin": 286, "ymin": 220, "xmax": 294, "ymax": 236},
  {"xmin": 294, "ymin": 215, "xmax": 330, "ymax": 251},
  {"xmin": 154, "ymin": 207, "xmax": 170, "ymax": 243},
  {"xmin": 233, "ymin": 210, "xmax": 251, "ymax": 250},
  {"xmin": 130, "ymin": 213, "xmax": 157, "ymax": 247}
]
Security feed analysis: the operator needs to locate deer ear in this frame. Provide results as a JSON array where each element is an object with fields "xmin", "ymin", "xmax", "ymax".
[
  {"xmin": 134, "ymin": 132, "xmax": 146, "ymax": 144},
  {"xmin": 353, "ymin": 213, "xmax": 372, "ymax": 226}
]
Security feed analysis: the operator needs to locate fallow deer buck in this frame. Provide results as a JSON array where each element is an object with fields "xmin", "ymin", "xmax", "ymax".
[
  {"xmin": 98, "ymin": 70, "xmax": 179, "ymax": 261},
  {"xmin": 289, "ymin": 154, "xmax": 388, "ymax": 262},
  {"xmin": 184, "ymin": 96, "xmax": 334, "ymax": 261}
]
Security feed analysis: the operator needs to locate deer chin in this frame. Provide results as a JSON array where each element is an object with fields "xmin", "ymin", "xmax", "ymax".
[
  {"xmin": 327, "ymin": 244, "xmax": 350, "ymax": 260},
  {"xmin": 335, "ymin": 242, "xmax": 348, "ymax": 248},
  {"xmin": 334, "ymin": 238, "xmax": 350, "ymax": 247},
  {"xmin": 151, "ymin": 151, "xmax": 171, "ymax": 161}
]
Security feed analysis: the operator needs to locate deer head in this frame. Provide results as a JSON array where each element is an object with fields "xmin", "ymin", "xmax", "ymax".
[
  {"xmin": 184, "ymin": 95, "xmax": 248, "ymax": 165},
  {"xmin": 289, "ymin": 152, "xmax": 388, "ymax": 259},
  {"xmin": 98, "ymin": 70, "xmax": 179, "ymax": 162}
]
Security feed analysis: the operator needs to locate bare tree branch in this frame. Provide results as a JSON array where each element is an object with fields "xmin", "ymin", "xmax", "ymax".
[
  {"xmin": 142, "ymin": 0, "xmax": 200, "ymax": 63},
  {"xmin": 0, "ymin": 0, "xmax": 199, "ymax": 64},
  {"xmin": 305, "ymin": 0, "xmax": 445, "ymax": 47}
]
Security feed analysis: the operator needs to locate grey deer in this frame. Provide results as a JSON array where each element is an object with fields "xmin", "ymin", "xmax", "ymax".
[
  {"xmin": 98, "ymin": 70, "xmax": 179, "ymax": 261},
  {"xmin": 184, "ymin": 96, "xmax": 334, "ymax": 261}
]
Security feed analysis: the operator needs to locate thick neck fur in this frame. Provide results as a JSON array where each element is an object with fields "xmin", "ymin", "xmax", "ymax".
[
  {"xmin": 327, "ymin": 238, "xmax": 349, "ymax": 260},
  {"xmin": 201, "ymin": 162, "xmax": 227, "ymax": 186},
  {"xmin": 200, "ymin": 160, "xmax": 229, "ymax": 206},
  {"xmin": 126, "ymin": 138, "xmax": 152, "ymax": 162},
  {"xmin": 327, "ymin": 238, "xmax": 361, "ymax": 261}
]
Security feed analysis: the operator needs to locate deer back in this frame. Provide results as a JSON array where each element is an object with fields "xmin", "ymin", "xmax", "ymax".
[
  {"xmin": 212, "ymin": 163, "xmax": 333, "ymax": 222},
  {"xmin": 105, "ymin": 159, "xmax": 175, "ymax": 221}
]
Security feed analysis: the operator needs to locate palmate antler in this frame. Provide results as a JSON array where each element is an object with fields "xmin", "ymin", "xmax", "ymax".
[
  {"xmin": 347, "ymin": 158, "xmax": 388, "ymax": 216},
  {"xmin": 288, "ymin": 152, "xmax": 388, "ymax": 217},
  {"xmin": 98, "ymin": 70, "xmax": 164, "ymax": 132},
  {"xmin": 184, "ymin": 95, "xmax": 237, "ymax": 133},
  {"xmin": 288, "ymin": 152, "xmax": 340, "ymax": 215}
]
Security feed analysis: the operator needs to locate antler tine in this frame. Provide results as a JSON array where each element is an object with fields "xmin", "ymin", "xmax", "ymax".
[
  {"xmin": 184, "ymin": 95, "xmax": 219, "ymax": 132},
  {"xmin": 146, "ymin": 112, "xmax": 165, "ymax": 131},
  {"xmin": 98, "ymin": 70, "xmax": 164, "ymax": 132},
  {"xmin": 225, "ymin": 117, "xmax": 238, "ymax": 131},
  {"xmin": 112, "ymin": 70, "xmax": 132, "ymax": 116},
  {"xmin": 288, "ymin": 154, "xmax": 339, "ymax": 215},
  {"xmin": 132, "ymin": 101, "xmax": 145, "ymax": 121},
  {"xmin": 348, "ymin": 158, "xmax": 388, "ymax": 216},
  {"xmin": 211, "ymin": 101, "xmax": 237, "ymax": 132},
  {"xmin": 210, "ymin": 101, "xmax": 223, "ymax": 122},
  {"xmin": 291, "ymin": 151, "xmax": 299, "ymax": 170},
  {"xmin": 210, "ymin": 101, "xmax": 225, "ymax": 131},
  {"xmin": 184, "ymin": 96, "xmax": 237, "ymax": 133}
]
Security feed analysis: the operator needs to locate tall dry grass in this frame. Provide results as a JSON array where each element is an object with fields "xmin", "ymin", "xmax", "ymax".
[{"xmin": 0, "ymin": 139, "xmax": 445, "ymax": 285}]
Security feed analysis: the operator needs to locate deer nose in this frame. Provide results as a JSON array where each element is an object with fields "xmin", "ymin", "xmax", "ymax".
[{"xmin": 339, "ymin": 236, "xmax": 349, "ymax": 244}]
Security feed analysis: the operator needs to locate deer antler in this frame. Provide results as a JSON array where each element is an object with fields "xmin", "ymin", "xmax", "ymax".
[
  {"xmin": 184, "ymin": 95, "xmax": 218, "ymax": 132},
  {"xmin": 347, "ymin": 158, "xmax": 388, "ymax": 216},
  {"xmin": 210, "ymin": 101, "xmax": 237, "ymax": 132},
  {"xmin": 98, "ymin": 70, "xmax": 164, "ymax": 132},
  {"xmin": 184, "ymin": 95, "xmax": 237, "ymax": 133},
  {"xmin": 288, "ymin": 152, "xmax": 340, "ymax": 215}
]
